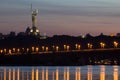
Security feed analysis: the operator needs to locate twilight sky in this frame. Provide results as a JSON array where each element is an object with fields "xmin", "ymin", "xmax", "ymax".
[{"xmin": 1, "ymin": 0, "xmax": 120, "ymax": 36}]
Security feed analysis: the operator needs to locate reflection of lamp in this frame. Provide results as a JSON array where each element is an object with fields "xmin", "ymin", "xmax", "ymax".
[
  {"xmin": 8, "ymin": 69, "xmax": 11, "ymax": 80},
  {"xmin": 88, "ymin": 66, "xmax": 92, "ymax": 80},
  {"xmin": 32, "ymin": 68, "xmax": 34, "ymax": 80},
  {"xmin": 113, "ymin": 66, "xmax": 118, "ymax": 80},
  {"xmin": 56, "ymin": 68, "xmax": 59, "ymax": 80},
  {"xmin": 17, "ymin": 68, "xmax": 20, "ymax": 80},
  {"xmin": 36, "ymin": 69, "xmax": 39, "ymax": 80},
  {"xmin": 4, "ymin": 68, "xmax": 6, "ymax": 80},
  {"xmin": 75, "ymin": 68, "xmax": 81, "ymax": 80},
  {"xmin": 42, "ymin": 69, "xmax": 44, "ymax": 80},
  {"xmin": 100, "ymin": 66, "xmax": 105, "ymax": 80}
]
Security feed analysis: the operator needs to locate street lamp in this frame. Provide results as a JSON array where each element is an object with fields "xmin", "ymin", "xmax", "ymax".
[
  {"xmin": 42, "ymin": 46, "xmax": 45, "ymax": 51},
  {"xmin": 87, "ymin": 43, "xmax": 93, "ymax": 49},
  {"xmin": 26, "ymin": 48, "xmax": 29, "ymax": 53},
  {"xmin": 52, "ymin": 45, "xmax": 55, "ymax": 51},
  {"xmin": 66, "ymin": 45, "xmax": 70, "ymax": 51},
  {"xmin": 46, "ymin": 47, "xmax": 48, "ymax": 52},
  {"xmin": 87, "ymin": 43, "xmax": 90, "ymax": 49},
  {"xmin": 36, "ymin": 47, "xmax": 39, "ymax": 52},
  {"xmin": 9, "ymin": 49, "xmax": 12, "ymax": 54},
  {"xmin": 56, "ymin": 46, "xmax": 59, "ymax": 51},
  {"xmin": 64, "ymin": 45, "xmax": 67, "ymax": 51},
  {"xmin": 0, "ymin": 50, "xmax": 3, "ymax": 53},
  {"xmin": 100, "ymin": 42, "xmax": 105, "ymax": 48},
  {"xmin": 90, "ymin": 44, "xmax": 93, "ymax": 49},
  {"xmin": 75, "ymin": 44, "xmax": 81, "ymax": 50},
  {"xmin": 4, "ymin": 48, "xmax": 7, "ymax": 53},
  {"xmin": 13, "ymin": 48, "xmax": 15, "ymax": 53},
  {"xmin": 113, "ymin": 41, "xmax": 118, "ymax": 48},
  {"xmin": 17, "ymin": 48, "xmax": 20, "ymax": 53},
  {"xmin": 32, "ymin": 46, "xmax": 35, "ymax": 52},
  {"xmin": 78, "ymin": 45, "xmax": 81, "ymax": 50},
  {"xmin": 75, "ymin": 44, "xmax": 78, "ymax": 49}
]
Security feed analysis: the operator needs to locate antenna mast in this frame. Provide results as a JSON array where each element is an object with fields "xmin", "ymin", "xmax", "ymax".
[{"xmin": 31, "ymin": 3, "xmax": 33, "ymax": 13}]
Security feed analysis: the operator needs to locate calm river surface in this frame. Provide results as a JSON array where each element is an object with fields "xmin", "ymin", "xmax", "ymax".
[{"xmin": 0, "ymin": 65, "xmax": 119, "ymax": 80}]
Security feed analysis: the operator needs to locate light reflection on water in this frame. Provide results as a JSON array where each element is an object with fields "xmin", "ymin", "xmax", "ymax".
[{"xmin": 0, "ymin": 66, "xmax": 119, "ymax": 80}]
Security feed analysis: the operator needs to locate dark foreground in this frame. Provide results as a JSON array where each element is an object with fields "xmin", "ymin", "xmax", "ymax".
[{"xmin": 0, "ymin": 49, "xmax": 120, "ymax": 66}]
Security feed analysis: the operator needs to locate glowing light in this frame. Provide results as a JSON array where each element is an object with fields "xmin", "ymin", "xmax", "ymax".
[
  {"xmin": 36, "ymin": 29, "xmax": 39, "ymax": 32},
  {"xmin": 100, "ymin": 42, "xmax": 105, "ymax": 48},
  {"xmin": 42, "ymin": 69, "xmax": 44, "ymax": 80},
  {"xmin": 66, "ymin": 45, "xmax": 70, "ymax": 51},
  {"xmin": 36, "ymin": 47, "xmax": 39, "ymax": 52},
  {"xmin": 113, "ymin": 66, "xmax": 118, "ymax": 80},
  {"xmin": 75, "ymin": 44, "xmax": 81, "ymax": 50},
  {"xmin": 0, "ymin": 50, "xmax": 3, "ymax": 53},
  {"xmin": 113, "ymin": 41, "xmax": 118, "ymax": 48},
  {"xmin": 32, "ymin": 68, "xmax": 34, "ymax": 80},
  {"xmin": 17, "ymin": 48, "xmax": 20, "ymax": 53},
  {"xmin": 27, "ymin": 48, "xmax": 29, "ymax": 52},
  {"xmin": 52, "ymin": 72, "xmax": 55, "ymax": 80},
  {"xmin": 46, "ymin": 68, "xmax": 48, "ymax": 80},
  {"xmin": 78, "ymin": 45, "xmax": 81, "ymax": 50},
  {"xmin": 64, "ymin": 45, "xmax": 67, "ymax": 50},
  {"xmin": 100, "ymin": 66, "xmax": 105, "ymax": 80},
  {"xmin": 56, "ymin": 46, "xmax": 59, "ymax": 51},
  {"xmin": 36, "ymin": 68, "xmax": 39, "ymax": 80},
  {"xmin": 13, "ymin": 69, "xmax": 15, "ymax": 80},
  {"xmin": 3, "ymin": 49, "xmax": 6, "ymax": 53},
  {"xmin": 32, "ymin": 46, "xmax": 35, "ymax": 52},
  {"xmin": 64, "ymin": 68, "xmax": 67, "ymax": 80},
  {"xmin": 9, "ymin": 49, "xmax": 12, "ymax": 54},
  {"xmin": 8, "ymin": 69, "xmax": 11, "ymax": 80},
  {"xmin": 67, "ymin": 67, "xmax": 70, "ymax": 80},
  {"xmin": 56, "ymin": 68, "xmax": 59, "ymax": 80},
  {"xmin": 4, "ymin": 68, "xmax": 6, "ymax": 80},
  {"xmin": 13, "ymin": 48, "xmax": 15, "ymax": 53},
  {"xmin": 87, "ymin": 43, "xmax": 93, "ymax": 49},
  {"xmin": 46, "ymin": 47, "xmax": 48, "ymax": 52},
  {"xmin": 42, "ymin": 46, "xmax": 45, "ymax": 51},
  {"xmin": 75, "ymin": 44, "xmax": 78, "ymax": 49},
  {"xmin": 75, "ymin": 67, "xmax": 81, "ymax": 80},
  {"xmin": 30, "ymin": 29, "xmax": 33, "ymax": 32},
  {"xmin": 88, "ymin": 66, "xmax": 92, "ymax": 80},
  {"xmin": 17, "ymin": 68, "xmax": 20, "ymax": 80}
]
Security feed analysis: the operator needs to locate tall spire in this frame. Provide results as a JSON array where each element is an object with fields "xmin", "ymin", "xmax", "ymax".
[{"xmin": 31, "ymin": 3, "xmax": 33, "ymax": 13}]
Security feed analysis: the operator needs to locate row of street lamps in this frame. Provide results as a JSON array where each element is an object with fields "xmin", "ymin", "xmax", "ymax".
[{"xmin": 0, "ymin": 41, "xmax": 119, "ymax": 54}]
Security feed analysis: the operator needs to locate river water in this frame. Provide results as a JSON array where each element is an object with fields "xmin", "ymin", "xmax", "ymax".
[{"xmin": 0, "ymin": 65, "xmax": 119, "ymax": 80}]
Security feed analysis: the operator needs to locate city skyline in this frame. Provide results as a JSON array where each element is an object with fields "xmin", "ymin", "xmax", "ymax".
[{"xmin": 1, "ymin": 0, "xmax": 120, "ymax": 36}]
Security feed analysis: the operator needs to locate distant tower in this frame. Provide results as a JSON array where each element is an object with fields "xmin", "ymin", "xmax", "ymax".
[{"xmin": 30, "ymin": 4, "xmax": 40, "ymax": 36}]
